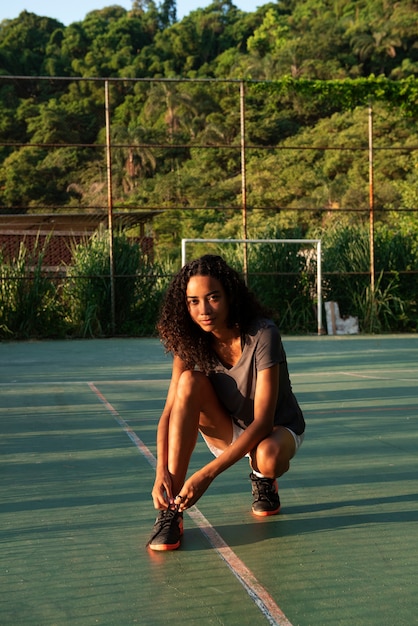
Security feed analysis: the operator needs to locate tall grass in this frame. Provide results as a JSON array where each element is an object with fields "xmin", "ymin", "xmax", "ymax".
[
  {"xmin": 63, "ymin": 229, "xmax": 161, "ymax": 337},
  {"xmin": 127, "ymin": 258, "xmax": 175, "ymax": 336},
  {"xmin": 352, "ymin": 272, "xmax": 406, "ymax": 333},
  {"xmin": 0, "ymin": 237, "xmax": 66, "ymax": 339},
  {"xmin": 1, "ymin": 224, "xmax": 416, "ymax": 339},
  {"xmin": 321, "ymin": 224, "xmax": 418, "ymax": 332}
]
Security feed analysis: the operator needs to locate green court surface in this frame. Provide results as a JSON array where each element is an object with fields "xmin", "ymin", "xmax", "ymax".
[{"xmin": 1, "ymin": 335, "xmax": 417, "ymax": 625}]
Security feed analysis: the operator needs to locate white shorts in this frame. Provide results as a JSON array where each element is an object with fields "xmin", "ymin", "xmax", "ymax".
[{"xmin": 201, "ymin": 418, "xmax": 305, "ymax": 458}]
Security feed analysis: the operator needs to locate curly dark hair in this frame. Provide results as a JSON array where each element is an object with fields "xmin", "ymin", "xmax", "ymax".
[{"xmin": 157, "ymin": 254, "xmax": 269, "ymax": 373}]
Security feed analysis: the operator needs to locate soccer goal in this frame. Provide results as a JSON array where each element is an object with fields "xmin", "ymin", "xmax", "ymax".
[{"xmin": 181, "ymin": 238, "xmax": 323, "ymax": 335}]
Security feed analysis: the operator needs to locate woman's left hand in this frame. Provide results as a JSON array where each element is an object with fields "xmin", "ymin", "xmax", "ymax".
[{"xmin": 174, "ymin": 469, "xmax": 214, "ymax": 511}]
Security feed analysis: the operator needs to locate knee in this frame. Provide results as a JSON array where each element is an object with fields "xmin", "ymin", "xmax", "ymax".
[
  {"xmin": 176, "ymin": 369, "xmax": 207, "ymax": 399},
  {"xmin": 254, "ymin": 438, "xmax": 290, "ymax": 478}
]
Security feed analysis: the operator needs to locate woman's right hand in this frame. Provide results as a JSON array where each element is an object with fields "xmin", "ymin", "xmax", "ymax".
[{"xmin": 151, "ymin": 468, "xmax": 174, "ymax": 510}]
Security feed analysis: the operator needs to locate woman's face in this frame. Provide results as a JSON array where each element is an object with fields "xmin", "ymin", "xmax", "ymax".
[{"xmin": 186, "ymin": 275, "xmax": 229, "ymax": 335}]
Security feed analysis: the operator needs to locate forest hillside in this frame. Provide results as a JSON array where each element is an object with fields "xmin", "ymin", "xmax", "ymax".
[{"xmin": 1, "ymin": 0, "xmax": 417, "ymax": 255}]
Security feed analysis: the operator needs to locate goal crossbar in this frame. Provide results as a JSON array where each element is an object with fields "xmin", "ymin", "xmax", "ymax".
[{"xmin": 181, "ymin": 238, "xmax": 323, "ymax": 335}]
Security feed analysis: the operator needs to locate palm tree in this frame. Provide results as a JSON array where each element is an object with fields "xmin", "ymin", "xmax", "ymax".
[
  {"xmin": 111, "ymin": 125, "xmax": 157, "ymax": 195},
  {"xmin": 144, "ymin": 82, "xmax": 197, "ymax": 142}
]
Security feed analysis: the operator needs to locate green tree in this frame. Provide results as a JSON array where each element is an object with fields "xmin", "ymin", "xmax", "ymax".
[{"xmin": 0, "ymin": 11, "xmax": 63, "ymax": 77}]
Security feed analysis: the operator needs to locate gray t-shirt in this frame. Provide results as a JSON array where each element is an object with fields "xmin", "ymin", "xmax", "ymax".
[{"xmin": 208, "ymin": 318, "xmax": 305, "ymax": 435}]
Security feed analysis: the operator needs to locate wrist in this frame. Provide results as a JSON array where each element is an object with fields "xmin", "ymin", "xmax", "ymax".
[{"xmin": 205, "ymin": 459, "xmax": 221, "ymax": 480}]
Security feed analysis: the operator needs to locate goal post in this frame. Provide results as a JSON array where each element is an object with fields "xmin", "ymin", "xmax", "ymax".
[{"xmin": 181, "ymin": 238, "xmax": 323, "ymax": 335}]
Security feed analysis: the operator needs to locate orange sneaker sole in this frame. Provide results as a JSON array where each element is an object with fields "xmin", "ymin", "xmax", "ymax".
[{"xmin": 251, "ymin": 505, "xmax": 281, "ymax": 517}]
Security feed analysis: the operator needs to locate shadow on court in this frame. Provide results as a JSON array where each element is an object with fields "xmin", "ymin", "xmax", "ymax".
[{"xmin": 1, "ymin": 336, "xmax": 417, "ymax": 625}]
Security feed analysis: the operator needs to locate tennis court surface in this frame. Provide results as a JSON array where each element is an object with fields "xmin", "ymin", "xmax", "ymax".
[{"xmin": 1, "ymin": 335, "xmax": 417, "ymax": 625}]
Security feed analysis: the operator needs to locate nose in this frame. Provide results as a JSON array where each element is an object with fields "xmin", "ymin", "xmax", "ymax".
[{"xmin": 200, "ymin": 299, "xmax": 212, "ymax": 315}]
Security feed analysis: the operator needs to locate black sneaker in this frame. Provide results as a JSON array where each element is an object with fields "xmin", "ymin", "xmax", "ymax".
[
  {"xmin": 146, "ymin": 508, "xmax": 184, "ymax": 551},
  {"xmin": 250, "ymin": 472, "xmax": 281, "ymax": 517}
]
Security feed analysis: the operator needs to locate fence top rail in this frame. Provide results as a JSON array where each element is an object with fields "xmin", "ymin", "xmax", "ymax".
[
  {"xmin": 0, "ymin": 75, "xmax": 253, "ymax": 84},
  {"xmin": 182, "ymin": 238, "xmax": 321, "ymax": 244}
]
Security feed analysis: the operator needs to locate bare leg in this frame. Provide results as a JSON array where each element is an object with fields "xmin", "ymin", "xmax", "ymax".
[
  {"xmin": 167, "ymin": 370, "xmax": 232, "ymax": 496},
  {"xmin": 250, "ymin": 426, "xmax": 296, "ymax": 479}
]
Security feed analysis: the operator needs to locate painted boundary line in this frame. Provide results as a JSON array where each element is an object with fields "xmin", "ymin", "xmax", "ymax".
[
  {"xmin": 338, "ymin": 371, "xmax": 418, "ymax": 382},
  {"xmin": 88, "ymin": 382, "xmax": 293, "ymax": 626}
]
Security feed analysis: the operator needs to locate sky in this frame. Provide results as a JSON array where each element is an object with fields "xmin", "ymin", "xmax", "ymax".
[{"xmin": 0, "ymin": 0, "xmax": 261, "ymax": 25}]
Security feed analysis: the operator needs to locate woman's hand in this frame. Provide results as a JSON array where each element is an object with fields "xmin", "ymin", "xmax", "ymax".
[
  {"xmin": 174, "ymin": 469, "xmax": 214, "ymax": 511},
  {"xmin": 151, "ymin": 468, "xmax": 175, "ymax": 510}
]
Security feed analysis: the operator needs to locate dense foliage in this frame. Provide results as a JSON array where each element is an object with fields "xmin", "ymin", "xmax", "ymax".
[
  {"xmin": 0, "ymin": 0, "xmax": 417, "ymax": 336},
  {"xmin": 1, "ymin": 224, "xmax": 417, "ymax": 339}
]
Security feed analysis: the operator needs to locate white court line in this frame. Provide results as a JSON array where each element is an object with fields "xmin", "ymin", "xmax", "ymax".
[
  {"xmin": 0, "ymin": 378, "xmax": 167, "ymax": 387},
  {"xmin": 338, "ymin": 371, "xmax": 418, "ymax": 382},
  {"xmin": 290, "ymin": 370, "xmax": 418, "ymax": 383},
  {"xmin": 88, "ymin": 382, "xmax": 293, "ymax": 626}
]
